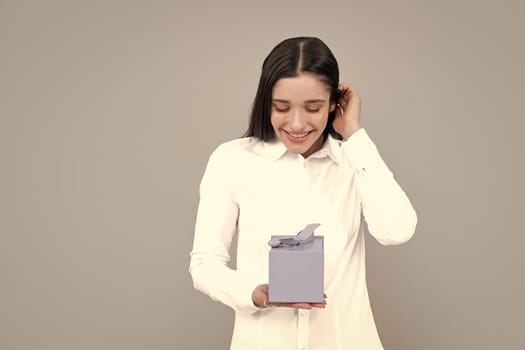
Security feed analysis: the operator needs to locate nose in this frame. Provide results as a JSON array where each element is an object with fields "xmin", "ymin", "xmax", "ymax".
[{"xmin": 289, "ymin": 109, "xmax": 307, "ymax": 131}]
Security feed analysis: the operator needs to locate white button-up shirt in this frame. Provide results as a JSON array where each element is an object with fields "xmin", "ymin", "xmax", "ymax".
[{"xmin": 190, "ymin": 129, "xmax": 417, "ymax": 350}]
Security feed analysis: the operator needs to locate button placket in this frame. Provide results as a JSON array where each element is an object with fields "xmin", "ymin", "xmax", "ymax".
[
  {"xmin": 297, "ymin": 157, "xmax": 313, "ymax": 220},
  {"xmin": 295, "ymin": 157, "xmax": 311, "ymax": 350},
  {"xmin": 297, "ymin": 309, "xmax": 309, "ymax": 350}
]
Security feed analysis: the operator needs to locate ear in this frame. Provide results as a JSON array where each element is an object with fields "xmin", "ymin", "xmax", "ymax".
[{"xmin": 329, "ymin": 103, "xmax": 336, "ymax": 112}]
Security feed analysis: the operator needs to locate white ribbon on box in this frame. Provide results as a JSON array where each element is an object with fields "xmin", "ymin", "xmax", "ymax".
[{"xmin": 268, "ymin": 223, "xmax": 321, "ymax": 248}]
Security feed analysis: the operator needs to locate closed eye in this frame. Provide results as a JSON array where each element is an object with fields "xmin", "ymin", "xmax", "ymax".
[{"xmin": 272, "ymin": 103, "xmax": 290, "ymax": 112}]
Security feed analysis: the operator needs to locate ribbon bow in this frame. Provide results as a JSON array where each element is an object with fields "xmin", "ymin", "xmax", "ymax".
[{"xmin": 268, "ymin": 223, "xmax": 321, "ymax": 248}]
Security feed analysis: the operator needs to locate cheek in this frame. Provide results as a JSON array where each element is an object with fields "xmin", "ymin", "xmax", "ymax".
[
  {"xmin": 270, "ymin": 113, "xmax": 283, "ymax": 129},
  {"xmin": 314, "ymin": 111, "xmax": 330, "ymax": 130}
]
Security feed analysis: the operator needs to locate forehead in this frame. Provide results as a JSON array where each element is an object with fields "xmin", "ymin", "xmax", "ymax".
[{"xmin": 272, "ymin": 73, "xmax": 330, "ymax": 100}]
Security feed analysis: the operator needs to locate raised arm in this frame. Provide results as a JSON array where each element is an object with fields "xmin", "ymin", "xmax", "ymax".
[{"xmin": 334, "ymin": 84, "xmax": 417, "ymax": 245}]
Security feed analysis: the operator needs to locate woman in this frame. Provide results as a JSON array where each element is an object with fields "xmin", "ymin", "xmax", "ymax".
[{"xmin": 189, "ymin": 36, "xmax": 417, "ymax": 350}]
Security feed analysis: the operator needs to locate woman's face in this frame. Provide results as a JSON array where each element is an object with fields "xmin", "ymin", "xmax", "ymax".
[{"xmin": 271, "ymin": 73, "xmax": 336, "ymax": 158}]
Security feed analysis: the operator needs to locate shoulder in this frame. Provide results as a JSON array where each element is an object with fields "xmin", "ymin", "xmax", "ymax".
[
  {"xmin": 213, "ymin": 137, "xmax": 255, "ymax": 153},
  {"xmin": 208, "ymin": 137, "xmax": 262, "ymax": 164}
]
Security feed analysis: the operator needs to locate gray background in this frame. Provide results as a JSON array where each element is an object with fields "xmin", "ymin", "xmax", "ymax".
[{"xmin": 1, "ymin": 1, "xmax": 524, "ymax": 349}]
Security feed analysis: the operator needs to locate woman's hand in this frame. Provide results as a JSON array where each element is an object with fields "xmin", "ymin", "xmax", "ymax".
[
  {"xmin": 252, "ymin": 284, "xmax": 327, "ymax": 310},
  {"xmin": 332, "ymin": 83, "xmax": 362, "ymax": 140}
]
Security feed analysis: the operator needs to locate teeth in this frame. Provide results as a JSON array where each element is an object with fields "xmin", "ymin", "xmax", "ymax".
[{"xmin": 287, "ymin": 131, "xmax": 309, "ymax": 138}]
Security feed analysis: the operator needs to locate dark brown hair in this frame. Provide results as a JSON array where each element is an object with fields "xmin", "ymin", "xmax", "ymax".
[{"xmin": 245, "ymin": 36, "xmax": 341, "ymax": 141}]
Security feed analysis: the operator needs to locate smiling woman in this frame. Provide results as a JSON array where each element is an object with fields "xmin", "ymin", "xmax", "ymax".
[
  {"xmin": 270, "ymin": 73, "xmax": 335, "ymax": 158},
  {"xmin": 189, "ymin": 36, "xmax": 417, "ymax": 350},
  {"xmin": 245, "ymin": 37, "xmax": 342, "ymax": 143}
]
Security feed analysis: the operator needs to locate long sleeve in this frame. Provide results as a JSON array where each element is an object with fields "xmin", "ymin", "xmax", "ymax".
[
  {"xmin": 190, "ymin": 135, "xmax": 413, "ymax": 349},
  {"xmin": 189, "ymin": 146, "xmax": 260, "ymax": 314},
  {"xmin": 341, "ymin": 128, "xmax": 418, "ymax": 245}
]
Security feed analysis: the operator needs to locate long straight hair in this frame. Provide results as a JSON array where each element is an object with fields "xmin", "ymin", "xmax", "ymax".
[{"xmin": 245, "ymin": 37, "xmax": 342, "ymax": 141}]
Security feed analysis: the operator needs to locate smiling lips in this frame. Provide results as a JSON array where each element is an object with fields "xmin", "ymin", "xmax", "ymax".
[{"xmin": 283, "ymin": 129, "xmax": 314, "ymax": 144}]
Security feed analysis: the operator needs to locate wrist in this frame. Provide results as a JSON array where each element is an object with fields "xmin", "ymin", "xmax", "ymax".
[{"xmin": 341, "ymin": 124, "xmax": 361, "ymax": 140}]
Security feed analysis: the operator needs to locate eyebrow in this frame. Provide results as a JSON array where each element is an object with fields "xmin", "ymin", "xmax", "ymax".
[{"xmin": 272, "ymin": 99, "xmax": 326, "ymax": 103}]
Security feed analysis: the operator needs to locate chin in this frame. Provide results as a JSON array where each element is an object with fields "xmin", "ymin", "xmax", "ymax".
[{"xmin": 277, "ymin": 130, "xmax": 323, "ymax": 157}]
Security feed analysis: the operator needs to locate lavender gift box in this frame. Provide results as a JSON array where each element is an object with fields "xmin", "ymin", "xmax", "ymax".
[{"xmin": 268, "ymin": 224, "xmax": 324, "ymax": 303}]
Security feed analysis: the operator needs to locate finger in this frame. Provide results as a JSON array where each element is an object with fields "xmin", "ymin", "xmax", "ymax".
[
  {"xmin": 336, "ymin": 103, "xmax": 344, "ymax": 117},
  {"xmin": 338, "ymin": 89, "xmax": 352, "ymax": 103},
  {"xmin": 311, "ymin": 302, "xmax": 327, "ymax": 308},
  {"xmin": 292, "ymin": 302, "xmax": 325, "ymax": 309},
  {"xmin": 261, "ymin": 285, "xmax": 270, "ymax": 307},
  {"xmin": 275, "ymin": 302, "xmax": 312, "ymax": 309},
  {"xmin": 338, "ymin": 88, "xmax": 350, "ymax": 98},
  {"xmin": 338, "ymin": 84, "xmax": 348, "ymax": 92},
  {"xmin": 283, "ymin": 302, "xmax": 326, "ymax": 309}
]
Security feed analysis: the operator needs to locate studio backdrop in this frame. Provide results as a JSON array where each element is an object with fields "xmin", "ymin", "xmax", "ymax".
[{"xmin": 1, "ymin": 1, "xmax": 524, "ymax": 349}]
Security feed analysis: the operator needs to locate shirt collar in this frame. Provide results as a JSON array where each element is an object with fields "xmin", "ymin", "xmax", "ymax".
[{"xmin": 256, "ymin": 135, "xmax": 343, "ymax": 165}]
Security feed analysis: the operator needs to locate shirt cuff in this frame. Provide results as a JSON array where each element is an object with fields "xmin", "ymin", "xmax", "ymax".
[{"xmin": 340, "ymin": 128, "xmax": 392, "ymax": 176}]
